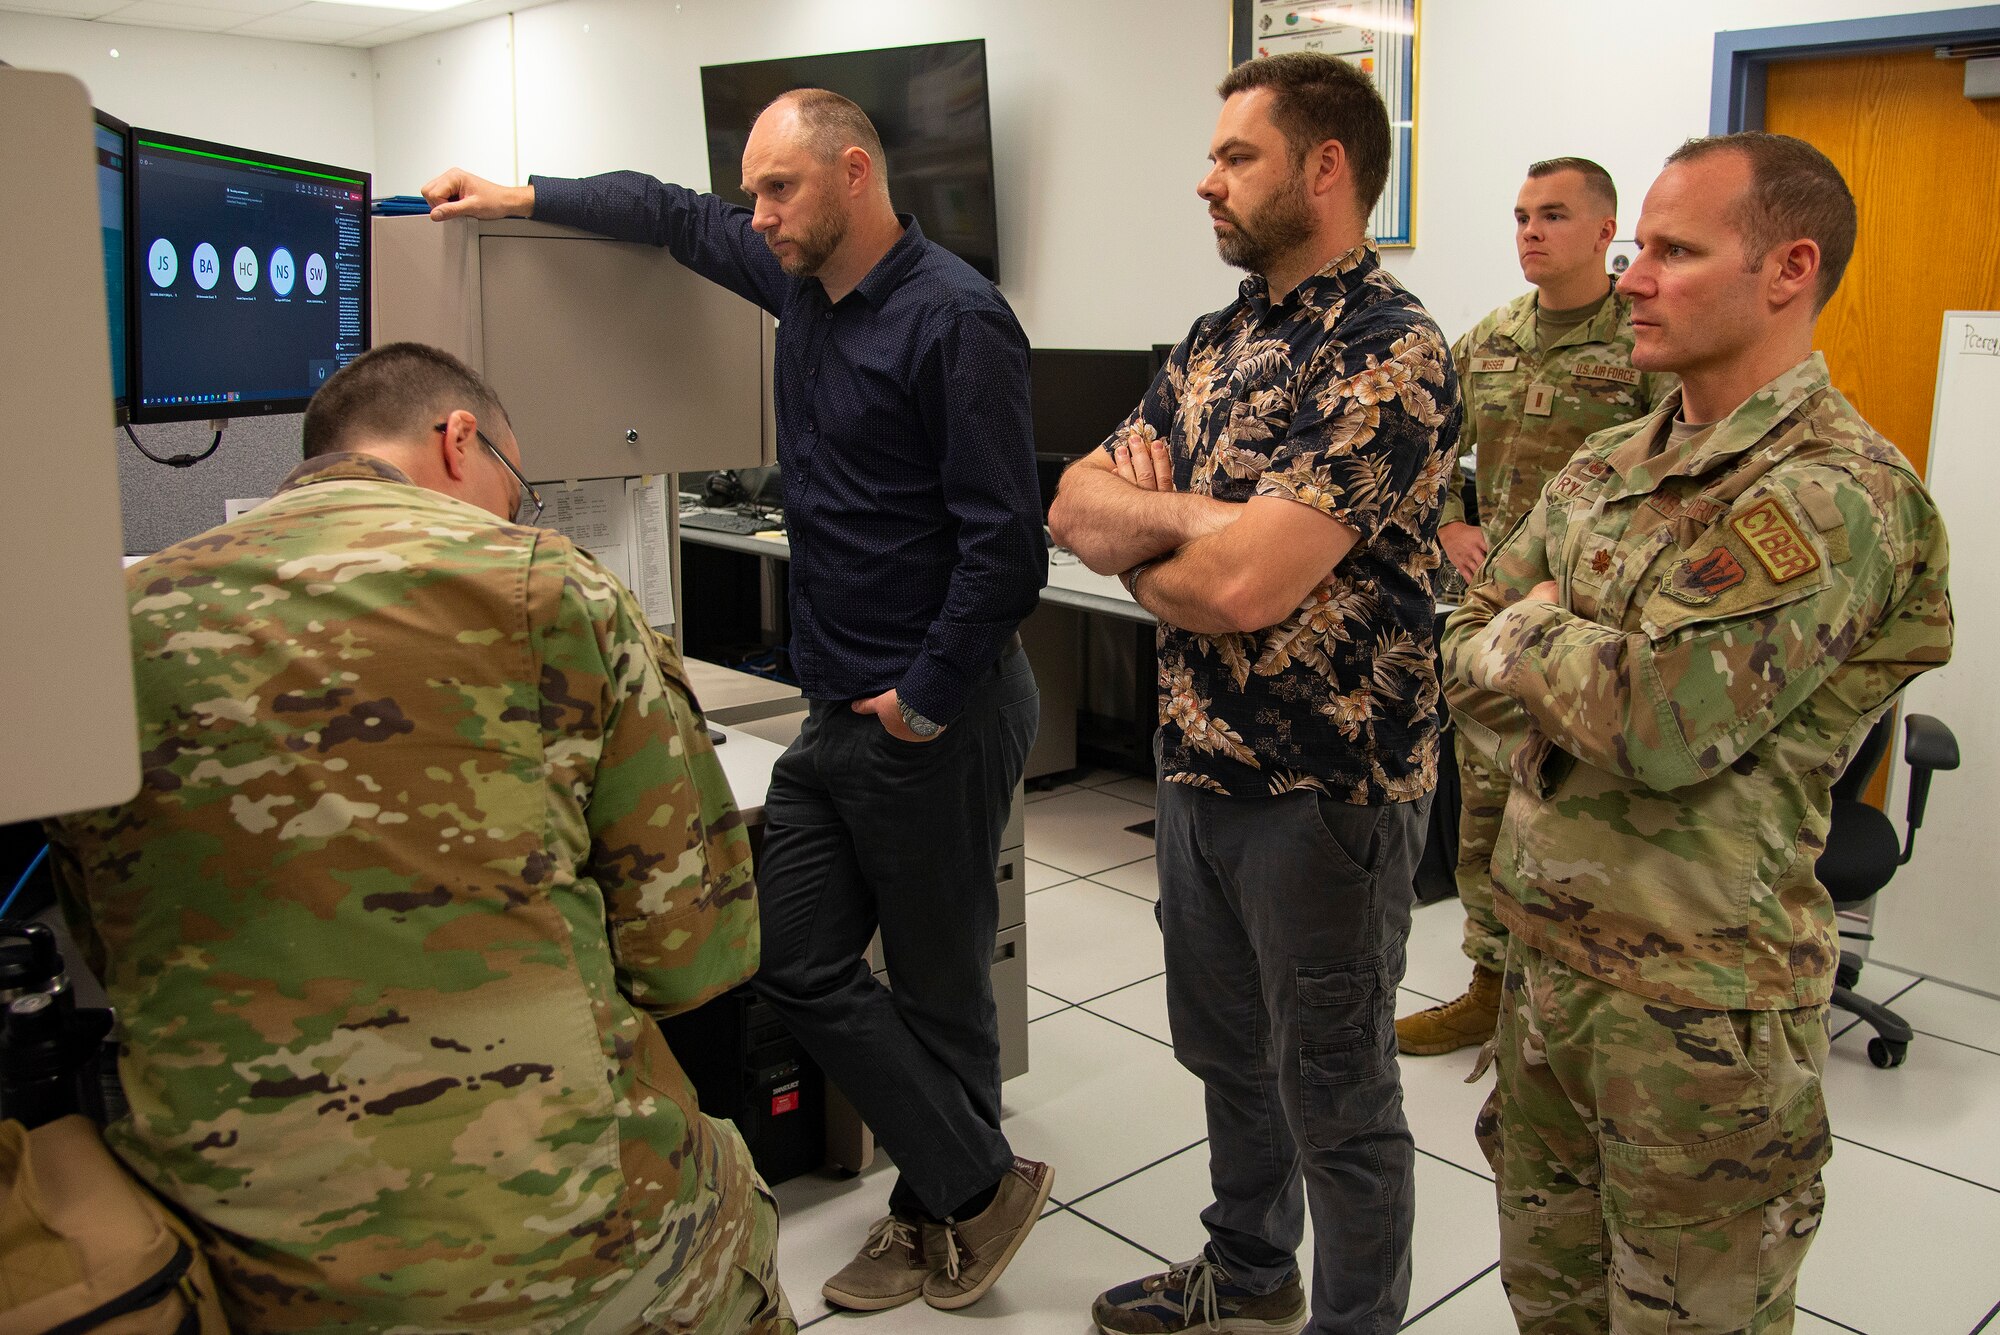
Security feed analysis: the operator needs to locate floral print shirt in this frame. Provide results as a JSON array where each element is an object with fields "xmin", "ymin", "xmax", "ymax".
[{"xmin": 1107, "ymin": 243, "xmax": 1462, "ymax": 802}]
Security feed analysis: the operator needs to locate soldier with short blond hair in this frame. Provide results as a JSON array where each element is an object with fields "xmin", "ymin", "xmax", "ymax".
[
  {"xmin": 1398, "ymin": 156, "xmax": 1674, "ymax": 1058},
  {"xmin": 1445, "ymin": 133, "xmax": 1952, "ymax": 1331}
]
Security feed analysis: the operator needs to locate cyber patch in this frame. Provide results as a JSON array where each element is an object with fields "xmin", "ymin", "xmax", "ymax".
[
  {"xmin": 1661, "ymin": 546, "xmax": 1747, "ymax": 606},
  {"xmin": 1730, "ymin": 498, "xmax": 1820, "ymax": 583}
]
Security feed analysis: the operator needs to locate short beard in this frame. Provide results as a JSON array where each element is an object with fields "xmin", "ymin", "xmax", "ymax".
[
  {"xmin": 771, "ymin": 205, "xmax": 847, "ymax": 277},
  {"xmin": 1215, "ymin": 169, "xmax": 1314, "ymax": 276}
]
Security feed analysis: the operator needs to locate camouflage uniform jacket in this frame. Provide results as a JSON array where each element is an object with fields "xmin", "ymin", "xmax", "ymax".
[
  {"xmin": 1443, "ymin": 354, "xmax": 1952, "ymax": 1011},
  {"xmin": 46, "ymin": 453, "xmax": 762, "ymax": 1332},
  {"xmin": 1439, "ymin": 287, "xmax": 1675, "ymax": 541}
]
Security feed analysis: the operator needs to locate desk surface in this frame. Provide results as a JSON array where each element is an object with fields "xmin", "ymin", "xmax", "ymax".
[
  {"xmin": 712, "ymin": 723, "xmax": 787, "ymax": 824},
  {"xmin": 678, "ymin": 521, "xmax": 1154, "ymax": 624},
  {"xmin": 683, "ymin": 655, "xmax": 801, "ymax": 725}
]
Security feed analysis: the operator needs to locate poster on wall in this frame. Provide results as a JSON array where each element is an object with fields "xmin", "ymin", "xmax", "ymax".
[{"xmin": 1230, "ymin": 1, "xmax": 1419, "ymax": 247}]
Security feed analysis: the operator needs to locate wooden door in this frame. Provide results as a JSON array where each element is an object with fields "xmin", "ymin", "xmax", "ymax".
[
  {"xmin": 1765, "ymin": 51, "xmax": 2000, "ymax": 809},
  {"xmin": 1764, "ymin": 48, "xmax": 2000, "ymax": 478}
]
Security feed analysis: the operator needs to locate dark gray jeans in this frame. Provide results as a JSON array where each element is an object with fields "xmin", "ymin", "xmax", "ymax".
[
  {"xmin": 1157, "ymin": 778, "xmax": 1429, "ymax": 1335},
  {"xmin": 750, "ymin": 646, "xmax": 1038, "ymax": 1219}
]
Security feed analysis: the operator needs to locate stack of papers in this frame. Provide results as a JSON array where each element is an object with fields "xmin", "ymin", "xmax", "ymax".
[{"xmin": 535, "ymin": 476, "xmax": 676, "ymax": 633}]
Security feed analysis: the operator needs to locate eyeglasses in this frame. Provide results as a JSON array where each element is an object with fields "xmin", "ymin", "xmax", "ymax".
[{"xmin": 434, "ymin": 422, "xmax": 544, "ymax": 525}]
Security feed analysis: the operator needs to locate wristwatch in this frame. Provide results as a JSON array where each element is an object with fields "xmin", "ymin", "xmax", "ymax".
[{"xmin": 897, "ymin": 697, "xmax": 944, "ymax": 739}]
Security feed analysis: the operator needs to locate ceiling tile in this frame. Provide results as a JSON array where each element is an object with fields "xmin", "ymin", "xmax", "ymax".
[
  {"xmin": 98, "ymin": 2, "xmax": 250, "ymax": 30},
  {"xmin": 229, "ymin": 12, "xmax": 369, "ymax": 38},
  {"xmin": 0, "ymin": 1, "xmax": 129, "ymax": 17},
  {"xmin": 135, "ymin": 0, "xmax": 297, "ymax": 13},
  {"xmin": 335, "ymin": 20, "xmax": 406, "ymax": 44}
]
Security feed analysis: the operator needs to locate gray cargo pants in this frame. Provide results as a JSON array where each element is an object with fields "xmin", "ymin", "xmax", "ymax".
[{"xmin": 1156, "ymin": 778, "xmax": 1429, "ymax": 1335}]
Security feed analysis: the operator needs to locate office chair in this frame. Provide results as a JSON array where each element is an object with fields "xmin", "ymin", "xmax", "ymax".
[{"xmin": 1815, "ymin": 710, "xmax": 1960, "ymax": 1069}]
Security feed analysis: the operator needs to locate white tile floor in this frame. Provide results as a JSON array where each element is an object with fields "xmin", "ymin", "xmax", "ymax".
[{"xmin": 773, "ymin": 768, "xmax": 2000, "ymax": 1333}]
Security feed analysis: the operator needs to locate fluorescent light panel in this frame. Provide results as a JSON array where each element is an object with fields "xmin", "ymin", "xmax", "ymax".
[{"xmin": 317, "ymin": 0, "xmax": 478, "ymax": 12}]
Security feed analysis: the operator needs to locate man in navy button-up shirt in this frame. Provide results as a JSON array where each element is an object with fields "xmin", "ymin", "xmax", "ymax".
[{"xmin": 425, "ymin": 88, "xmax": 1049, "ymax": 1316}]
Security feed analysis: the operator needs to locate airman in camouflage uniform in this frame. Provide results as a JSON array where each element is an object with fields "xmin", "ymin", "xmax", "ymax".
[
  {"xmin": 45, "ymin": 344, "xmax": 792, "ymax": 1334},
  {"xmin": 1443, "ymin": 137, "xmax": 1952, "ymax": 1331},
  {"xmin": 1402, "ymin": 158, "xmax": 1674, "ymax": 1057}
]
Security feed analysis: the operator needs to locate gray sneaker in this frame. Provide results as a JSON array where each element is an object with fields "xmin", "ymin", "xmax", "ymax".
[
  {"xmin": 921, "ymin": 1157, "xmax": 1056, "ymax": 1310},
  {"xmin": 821, "ymin": 1213, "xmax": 945, "ymax": 1312},
  {"xmin": 1092, "ymin": 1254, "xmax": 1308, "ymax": 1334}
]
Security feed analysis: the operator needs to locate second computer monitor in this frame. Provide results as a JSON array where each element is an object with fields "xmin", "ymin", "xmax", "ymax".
[
  {"xmin": 127, "ymin": 129, "xmax": 369, "ymax": 423},
  {"xmin": 93, "ymin": 108, "xmax": 128, "ymax": 419},
  {"xmin": 1029, "ymin": 348, "xmax": 1162, "ymax": 462}
]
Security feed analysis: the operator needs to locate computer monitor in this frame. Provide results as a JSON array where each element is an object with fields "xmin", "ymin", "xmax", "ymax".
[
  {"xmin": 1029, "ymin": 348, "xmax": 1160, "ymax": 461},
  {"xmin": 92, "ymin": 108, "xmax": 128, "ymax": 420},
  {"xmin": 127, "ymin": 129, "xmax": 370, "ymax": 423}
]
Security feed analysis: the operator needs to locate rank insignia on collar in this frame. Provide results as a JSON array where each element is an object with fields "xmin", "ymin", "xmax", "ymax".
[
  {"xmin": 1731, "ymin": 497, "xmax": 1821, "ymax": 583},
  {"xmin": 1663, "ymin": 546, "xmax": 1747, "ymax": 606}
]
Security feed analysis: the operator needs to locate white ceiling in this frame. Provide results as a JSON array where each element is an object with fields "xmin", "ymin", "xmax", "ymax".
[{"xmin": 0, "ymin": 0, "xmax": 551, "ymax": 48}]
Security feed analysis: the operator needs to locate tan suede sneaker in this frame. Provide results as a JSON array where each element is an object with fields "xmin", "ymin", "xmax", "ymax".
[
  {"xmin": 1395, "ymin": 963, "xmax": 1502, "ymax": 1055},
  {"xmin": 821, "ymin": 1213, "xmax": 946, "ymax": 1312},
  {"xmin": 921, "ymin": 1157, "xmax": 1056, "ymax": 1310}
]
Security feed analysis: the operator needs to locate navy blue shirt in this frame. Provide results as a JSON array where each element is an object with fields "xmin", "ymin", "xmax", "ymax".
[{"xmin": 532, "ymin": 173, "xmax": 1047, "ymax": 723}]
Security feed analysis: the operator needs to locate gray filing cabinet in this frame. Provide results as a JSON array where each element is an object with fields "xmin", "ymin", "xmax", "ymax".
[{"xmin": 371, "ymin": 216, "xmax": 773, "ymax": 480}]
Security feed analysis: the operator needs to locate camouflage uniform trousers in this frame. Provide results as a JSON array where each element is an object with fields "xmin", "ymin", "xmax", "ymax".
[
  {"xmin": 558, "ymin": 1116, "xmax": 797, "ymax": 1335},
  {"xmin": 1453, "ymin": 742, "xmax": 1509, "ymax": 971},
  {"xmin": 1477, "ymin": 941, "xmax": 1831, "ymax": 1333}
]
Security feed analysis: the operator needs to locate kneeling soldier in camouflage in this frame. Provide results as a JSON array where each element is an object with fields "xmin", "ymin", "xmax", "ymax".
[
  {"xmin": 1443, "ymin": 135, "xmax": 1953, "ymax": 1330},
  {"xmin": 47, "ymin": 343, "xmax": 793, "ymax": 1333}
]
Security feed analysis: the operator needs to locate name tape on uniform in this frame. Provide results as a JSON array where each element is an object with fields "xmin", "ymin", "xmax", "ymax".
[
  {"xmin": 1551, "ymin": 456, "xmax": 1611, "ymax": 499},
  {"xmin": 1730, "ymin": 498, "xmax": 1820, "ymax": 583}
]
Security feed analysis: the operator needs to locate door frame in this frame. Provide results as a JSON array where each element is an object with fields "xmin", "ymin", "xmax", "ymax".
[{"xmin": 1711, "ymin": 5, "xmax": 2000, "ymax": 132}]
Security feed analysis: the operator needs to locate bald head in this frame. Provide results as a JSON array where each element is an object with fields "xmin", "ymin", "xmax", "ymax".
[{"xmin": 758, "ymin": 88, "xmax": 889, "ymax": 194}]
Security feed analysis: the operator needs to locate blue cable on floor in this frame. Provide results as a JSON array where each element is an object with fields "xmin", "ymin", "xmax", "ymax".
[{"xmin": 0, "ymin": 844, "xmax": 49, "ymax": 919}]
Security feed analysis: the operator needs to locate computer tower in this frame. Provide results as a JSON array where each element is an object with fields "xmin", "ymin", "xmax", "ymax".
[{"xmin": 656, "ymin": 985, "xmax": 824, "ymax": 1186}]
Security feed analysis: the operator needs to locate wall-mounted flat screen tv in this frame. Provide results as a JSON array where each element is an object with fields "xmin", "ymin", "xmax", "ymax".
[{"xmin": 700, "ymin": 39, "xmax": 1000, "ymax": 282}]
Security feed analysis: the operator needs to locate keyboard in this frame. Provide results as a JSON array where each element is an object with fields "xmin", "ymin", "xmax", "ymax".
[{"xmin": 680, "ymin": 510, "xmax": 781, "ymax": 535}]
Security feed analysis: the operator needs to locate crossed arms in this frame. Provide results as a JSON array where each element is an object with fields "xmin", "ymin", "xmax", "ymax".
[{"xmin": 1047, "ymin": 432, "xmax": 1358, "ymax": 637}]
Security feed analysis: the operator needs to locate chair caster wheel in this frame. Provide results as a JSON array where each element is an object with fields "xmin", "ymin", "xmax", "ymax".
[{"xmin": 1868, "ymin": 1037, "xmax": 1907, "ymax": 1069}]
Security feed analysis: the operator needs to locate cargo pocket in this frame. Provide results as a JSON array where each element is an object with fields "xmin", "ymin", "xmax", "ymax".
[
  {"xmin": 640, "ymin": 1138, "xmax": 794, "ymax": 1333},
  {"xmin": 1600, "ymin": 1077, "xmax": 1831, "ymax": 1229},
  {"xmin": 1296, "ymin": 955, "xmax": 1395, "ymax": 1149}
]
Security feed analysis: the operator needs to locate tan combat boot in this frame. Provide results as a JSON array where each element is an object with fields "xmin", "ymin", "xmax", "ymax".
[{"xmin": 1395, "ymin": 964, "xmax": 1502, "ymax": 1055}]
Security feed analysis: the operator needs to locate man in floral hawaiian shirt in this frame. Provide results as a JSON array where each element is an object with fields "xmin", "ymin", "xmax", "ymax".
[{"xmin": 1049, "ymin": 51, "xmax": 1461, "ymax": 1335}]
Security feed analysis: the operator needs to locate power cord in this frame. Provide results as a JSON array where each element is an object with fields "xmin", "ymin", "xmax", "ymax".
[
  {"xmin": 0, "ymin": 845, "xmax": 49, "ymax": 919},
  {"xmin": 123, "ymin": 420, "xmax": 224, "ymax": 469}
]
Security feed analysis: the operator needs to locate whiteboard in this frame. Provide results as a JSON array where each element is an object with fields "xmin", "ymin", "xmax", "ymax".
[{"xmin": 1875, "ymin": 312, "xmax": 2000, "ymax": 997}]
